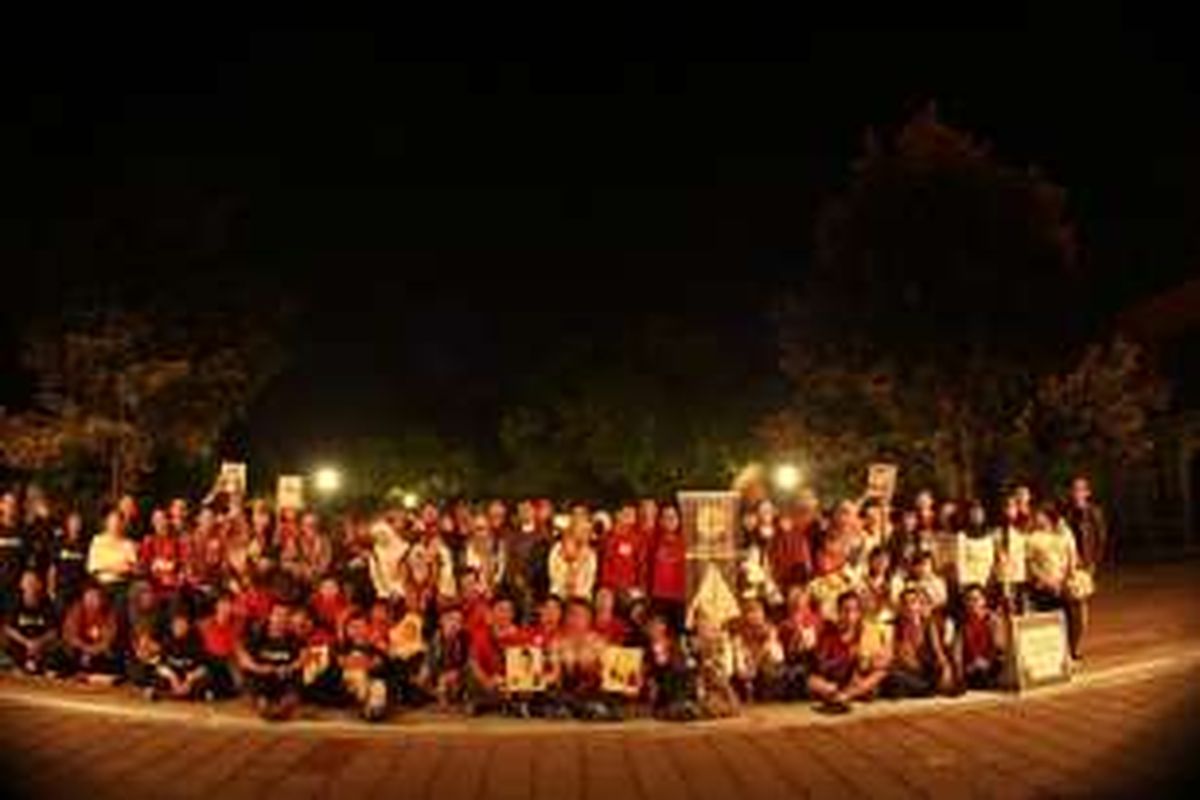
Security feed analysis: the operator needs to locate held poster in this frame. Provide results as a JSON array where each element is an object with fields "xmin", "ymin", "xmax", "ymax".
[
  {"xmin": 277, "ymin": 475, "xmax": 305, "ymax": 511},
  {"xmin": 504, "ymin": 646, "xmax": 546, "ymax": 693},
  {"xmin": 601, "ymin": 646, "xmax": 644, "ymax": 696},
  {"xmin": 865, "ymin": 463, "xmax": 898, "ymax": 502},
  {"xmin": 217, "ymin": 461, "xmax": 247, "ymax": 496}
]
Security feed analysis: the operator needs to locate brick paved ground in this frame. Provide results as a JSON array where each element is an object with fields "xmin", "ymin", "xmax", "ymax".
[{"xmin": 0, "ymin": 560, "xmax": 1197, "ymax": 800}]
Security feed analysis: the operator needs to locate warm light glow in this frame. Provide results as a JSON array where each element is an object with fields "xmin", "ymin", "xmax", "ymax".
[
  {"xmin": 313, "ymin": 467, "xmax": 342, "ymax": 494},
  {"xmin": 402, "ymin": 492, "xmax": 419, "ymax": 510},
  {"xmin": 552, "ymin": 513, "xmax": 570, "ymax": 531},
  {"xmin": 772, "ymin": 463, "xmax": 802, "ymax": 492}
]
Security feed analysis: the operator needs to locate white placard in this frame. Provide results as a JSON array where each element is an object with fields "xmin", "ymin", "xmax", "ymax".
[
  {"xmin": 218, "ymin": 462, "xmax": 247, "ymax": 496},
  {"xmin": 866, "ymin": 463, "xmax": 898, "ymax": 502},
  {"xmin": 956, "ymin": 534, "xmax": 996, "ymax": 587},
  {"xmin": 277, "ymin": 475, "xmax": 305, "ymax": 511}
]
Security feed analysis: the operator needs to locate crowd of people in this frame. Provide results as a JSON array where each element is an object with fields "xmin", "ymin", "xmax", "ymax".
[{"xmin": 0, "ymin": 474, "xmax": 1107, "ymax": 721}]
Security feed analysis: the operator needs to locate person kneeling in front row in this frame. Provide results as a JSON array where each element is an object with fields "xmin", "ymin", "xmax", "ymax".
[{"xmin": 806, "ymin": 591, "xmax": 889, "ymax": 714}]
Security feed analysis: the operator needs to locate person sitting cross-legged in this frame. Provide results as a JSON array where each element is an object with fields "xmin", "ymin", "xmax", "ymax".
[
  {"xmin": 62, "ymin": 584, "xmax": 122, "ymax": 684},
  {"xmin": 151, "ymin": 607, "xmax": 212, "ymax": 701},
  {"xmin": 806, "ymin": 590, "xmax": 889, "ymax": 713},
  {"xmin": 884, "ymin": 586, "xmax": 956, "ymax": 699},
  {"xmin": 238, "ymin": 604, "xmax": 303, "ymax": 720},
  {"xmin": 730, "ymin": 598, "xmax": 786, "ymax": 702},
  {"xmin": 4, "ymin": 570, "xmax": 63, "ymax": 675},
  {"xmin": 955, "ymin": 583, "xmax": 1007, "ymax": 690}
]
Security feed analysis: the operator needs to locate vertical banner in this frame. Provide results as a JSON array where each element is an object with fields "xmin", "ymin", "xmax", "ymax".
[{"xmin": 678, "ymin": 490, "xmax": 741, "ymax": 628}]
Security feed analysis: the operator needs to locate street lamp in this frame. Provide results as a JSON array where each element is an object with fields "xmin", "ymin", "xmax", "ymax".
[
  {"xmin": 313, "ymin": 466, "xmax": 343, "ymax": 496},
  {"xmin": 772, "ymin": 463, "xmax": 802, "ymax": 493},
  {"xmin": 402, "ymin": 491, "xmax": 419, "ymax": 510}
]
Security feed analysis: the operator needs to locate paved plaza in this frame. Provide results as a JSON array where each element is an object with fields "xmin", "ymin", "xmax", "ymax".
[{"xmin": 1, "ymin": 560, "xmax": 1198, "ymax": 799}]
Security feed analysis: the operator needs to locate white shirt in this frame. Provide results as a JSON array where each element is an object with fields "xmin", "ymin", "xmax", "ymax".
[
  {"xmin": 1027, "ymin": 524, "xmax": 1078, "ymax": 587},
  {"xmin": 548, "ymin": 541, "xmax": 597, "ymax": 599},
  {"xmin": 86, "ymin": 533, "xmax": 137, "ymax": 584},
  {"xmin": 369, "ymin": 521, "xmax": 410, "ymax": 600}
]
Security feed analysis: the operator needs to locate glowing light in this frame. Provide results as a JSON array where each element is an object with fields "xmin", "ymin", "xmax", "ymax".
[
  {"xmin": 313, "ymin": 467, "xmax": 343, "ymax": 495},
  {"xmin": 772, "ymin": 463, "xmax": 802, "ymax": 492},
  {"xmin": 402, "ymin": 492, "xmax": 419, "ymax": 510}
]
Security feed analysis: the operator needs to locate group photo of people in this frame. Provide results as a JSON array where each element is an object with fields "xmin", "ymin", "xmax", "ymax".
[{"xmin": 0, "ymin": 470, "xmax": 1107, "ymax": 722}]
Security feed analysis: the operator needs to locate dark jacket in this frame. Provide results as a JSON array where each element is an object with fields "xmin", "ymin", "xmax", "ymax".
[{"xmin": 1063, "ymin": 502, "xmax": 1107, "ymax": 568}]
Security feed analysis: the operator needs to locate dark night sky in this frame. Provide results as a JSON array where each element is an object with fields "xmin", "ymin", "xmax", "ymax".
[{"xmin": 2, "ymin": 28, "xmax": 1199, "ymax": 467}]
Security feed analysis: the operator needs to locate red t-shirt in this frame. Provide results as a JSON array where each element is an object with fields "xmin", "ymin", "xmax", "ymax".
[
  {"xmin": 139, "ymin": 535, "xmax": 181, "ymax": 588},
  {"xmin": 469, "ymin": 623, "xmax": 527, "ymax": 679},
  {"xmin": 310, "ymin": 593, "xmax": 348, "ymax": 634},
  {"xmin": 235, "ymin": 587, "xmax": 275, "ymax": 625},
  {"xmin": 651, "ymin": 530, "xmax": 687, "ymax": 601},
  {"xmin": 963, "ymin": 613, "xmax": 996, "ymax": 667},
  {"xmin": 813, "ymin": 620, "xmax": 859, "ymax": 686},
  {"xmin": 593, "ymin": 616, "xmax": 629, "ymax": 645},
  {"xmin": 199, "ymin": 617, "xmax": 240, "ymax": 659},
  {"xmin": 600, "ymin": 524, "xmax": 648, "ymax": 593}
]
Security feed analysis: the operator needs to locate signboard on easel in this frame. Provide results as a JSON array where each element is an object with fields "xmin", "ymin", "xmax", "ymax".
[
  {"xmin": 678, "ymin": 490, "xmax": 741, "ymax": 628},
  {"xmin": 1003, "ymin": 611, "xmax": 1071, "ymax": 692}
]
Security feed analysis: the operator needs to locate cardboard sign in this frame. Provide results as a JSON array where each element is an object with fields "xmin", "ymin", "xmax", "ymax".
[
  {"xmin": 1008, "ymin": 611, "xmax": 1071, "ymax": 691},
  {"xmin": 866, "ymin": 463, "xmax": 898, "ymax": 502},
  {"xmin": 504, "ymin": 646, "xmax": 546, "ymax": 693},
  {"xmin": 218, "ymin": 462, "xmax": 247, "ymax": 496},
  {"xmin": 956, "ymin": 534, "xmax": 996, "ymax": 587},
  {"xmin": 601, "ymin": 646, "xmax": 644, "ymax": 696},
  {"xmin": 679, "ymin": 491, "xmax": 741, "ymax": 628},
  {"xmin": 276, "ymin": 475, "xmax": 305, "ymax": 511}
]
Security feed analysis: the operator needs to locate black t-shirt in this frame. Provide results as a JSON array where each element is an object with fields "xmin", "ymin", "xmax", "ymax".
[
  {"xmin": 250, "ymin": 632, "xmax": 301, "ymax": 668},
  {"xmin": 53, "ymin": 538, "xmax": 89, "ymax": 592},
  {"xmin": 24, "ymin": 518, "xmax": 55, "ymax": 573},
  {"xmin": 162, "ymin": 634, "xmax": 205, "ymax": 674},
  {"xmin": 9, "ymin": 598, "xmax": 56, "ymax": 640}
]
